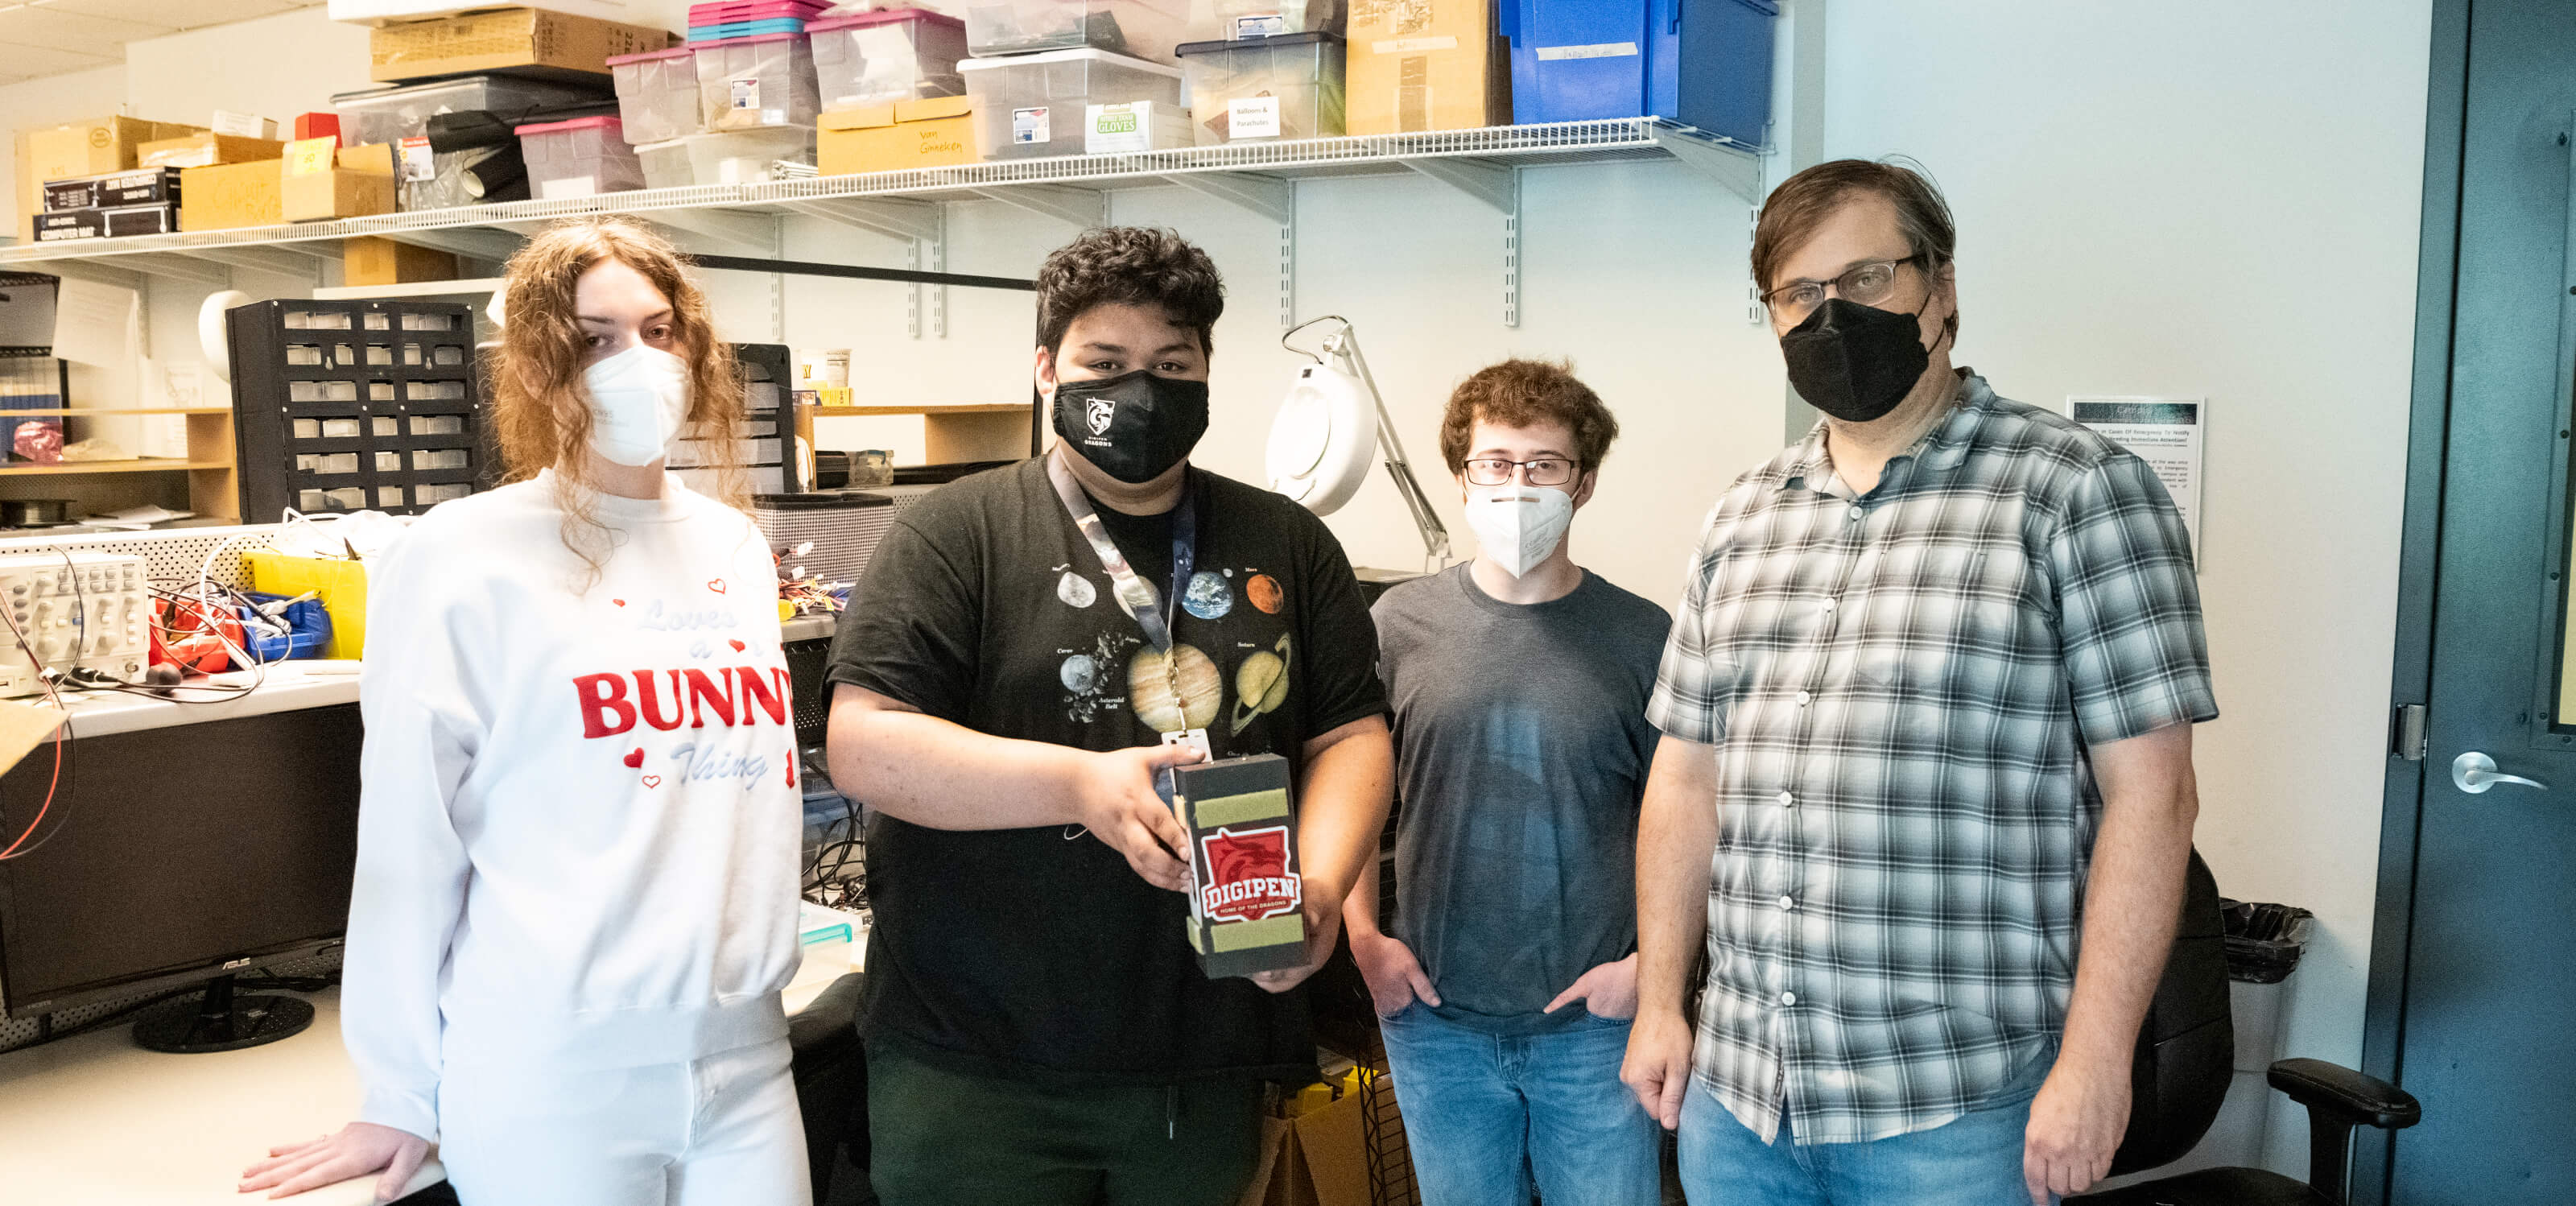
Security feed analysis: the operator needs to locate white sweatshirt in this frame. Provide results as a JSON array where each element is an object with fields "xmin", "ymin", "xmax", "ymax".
[{"xmin": 344, "ymin": 471, "xmax": 801, "ymax": 1143}]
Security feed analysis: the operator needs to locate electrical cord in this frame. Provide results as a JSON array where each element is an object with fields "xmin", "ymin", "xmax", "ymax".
[{"xmin": 0, "ymin": 597, "xmax": 71, "ymax": 862}]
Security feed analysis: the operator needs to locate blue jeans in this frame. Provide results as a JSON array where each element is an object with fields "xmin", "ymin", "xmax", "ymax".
[
  {"xmin": 1675, "ymin": 1046, "xmax": 2054, "ymax": 1206},
  {"xmin": 1377, "ymin": 1002, "xmax": 1662, "ymax": 1206}
]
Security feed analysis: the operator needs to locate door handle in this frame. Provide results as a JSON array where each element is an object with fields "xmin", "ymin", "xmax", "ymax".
[{"xmin": 2452, "ymin": 751, "xmax": 2550, "ymax": 794}]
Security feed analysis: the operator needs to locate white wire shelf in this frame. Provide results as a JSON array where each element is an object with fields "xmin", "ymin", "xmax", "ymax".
[{"xmin": 0, "ymin": 119, "xmax": 1762, "ymax": 273}]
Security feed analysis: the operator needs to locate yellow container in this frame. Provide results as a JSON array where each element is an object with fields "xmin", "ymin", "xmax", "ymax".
[{"xmin": 245, "ymin": 550, "xmax": 371, "ymax": 659}]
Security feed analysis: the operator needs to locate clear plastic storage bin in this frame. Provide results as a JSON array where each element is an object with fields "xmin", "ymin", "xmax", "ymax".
[
  {"xmin": 516, "ymin": 116, "xmax": 646, "ymax": 198},
  {"xmin": 810, "ymin": 9, "xmax": 970, "ymax": 109},
  {"xmin": 333, "ymin": 76, "xmax": 609, "ymax": 148},
  {"xmin": 960, "ymin": 47, "xmax": 1183, "ymax": 159},
  {"xmin": 694, "ymin": 32, "xmax": 824, "ymax": 130},
  {"xmin": 963, "ymin": 0, "xmax": 1191, "ymax": 64},
  {"xmin": 608, "ymin": 47, "xmax": 704, "ymax": 144},
  {"xmin": 637, "ymin": 125, "xmax": 816, "ymax": 187},
  {"xmin": 1175, "ymin": 32, "xmax": 1344, "ymax": 142},
  {"xmin": 1204, "ymin": 0, "xmax": 1344, "ymax": 40}
]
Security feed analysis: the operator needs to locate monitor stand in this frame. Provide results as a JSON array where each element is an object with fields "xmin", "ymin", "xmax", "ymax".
[{"xmin": 131, "ymin": 974, "xmax": 315, "ymax": 1054}]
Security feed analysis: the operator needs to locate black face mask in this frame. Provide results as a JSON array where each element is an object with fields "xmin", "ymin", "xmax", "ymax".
[
  {"xmin": 1779, "ymin": 297, "xmax": 1939, "ymax": 423},
  {"xmin": 1051, "ymin": 370, "xmax": 1211, "ymax": 485}
]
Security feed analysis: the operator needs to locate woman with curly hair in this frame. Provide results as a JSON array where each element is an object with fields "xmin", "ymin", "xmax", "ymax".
[{"xmin": 242, "ymin": 217, "xmax": 808, "ymax": 1206}]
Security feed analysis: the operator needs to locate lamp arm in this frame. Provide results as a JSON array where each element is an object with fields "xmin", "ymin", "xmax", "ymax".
[{"xmin": 1330, "ymin": 325, "xmax": 1453, "ymax": 570}]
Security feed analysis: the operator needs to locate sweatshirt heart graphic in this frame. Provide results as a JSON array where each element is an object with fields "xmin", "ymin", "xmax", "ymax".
[{"xmin": 623, "ymin": 748, "xmax": 644, "ymax": 768}]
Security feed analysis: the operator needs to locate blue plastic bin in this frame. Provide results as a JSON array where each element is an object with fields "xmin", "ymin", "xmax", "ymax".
[
  {"xmin": 233, "ymin": 591, "xmax": 334, "ymax": 663},
  {"xmin": 1499, "ymin": 0, "xmax": 1774, "ymax": 146}
]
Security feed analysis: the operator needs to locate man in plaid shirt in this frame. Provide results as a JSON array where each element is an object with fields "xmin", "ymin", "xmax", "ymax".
[{"xmin": 1620, "ymin": 160, "xmax": 2216, "ymax": 1206}]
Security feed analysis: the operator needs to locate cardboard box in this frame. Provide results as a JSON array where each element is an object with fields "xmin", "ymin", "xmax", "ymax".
[
  {"xmin": 369, "ymin": 7, "xmax": 676, "ymax": 84},
  {"xmin": 344, "ymin": 236, "xmax": 459, "ymax": 287},
  {"xmin": 331, "ymin": 0, "xmax": 643, "ymax": 25},
  {"xmin": 179, "ymin": 160, "xmax": 283, "ymax": 231},
  {"xmin": 41, "ymin": 167, "xmax": 181, "ymax": 214},
  {"xmin": 1346, "ymin": 0, "xmax": 1508, "ymax": 134},
  {"xmin": 211, "ymin": 111, "xmax": 279, "ymax": 139},
  {"xmin": 1239, "ymin": 1081, "xmax": 1387, "ymax": 1206},
  {"xmin": 818, "ymin": 97, "xmax": 976, "ymax": 175},
  {"xmin": 282, "ymin": 143, "xmax": 397, "ymax": 222},
  {"xmin": 34, "ymin": 204, "xmax": 180, "ymax": 242},
  {"xmin": 18, "ymin": 117, "xmax": 204, "ymax": 241},
  {"xmin": 138, "ymin": 133, "xmax": 287, "ymax": 170},
  {"xmin": 1158, "ymin": 753, "xmax": 1307, "ymax": 979}
]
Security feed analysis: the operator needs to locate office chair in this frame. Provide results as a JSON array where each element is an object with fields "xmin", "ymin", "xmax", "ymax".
[{"xmin": 2070, "ymin": 854, "xmax": 2423, "ymax": 1206}]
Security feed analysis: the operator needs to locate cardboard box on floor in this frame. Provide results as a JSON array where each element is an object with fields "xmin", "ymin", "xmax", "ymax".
[
  {"xmin": 369, "ymin": 7, "xmax": 676, "ymax": 83},
  {"xmin": 1240, "ymin": 1084, "xmax": 1381, "ymax": 1206},
  {"xmin": 283, "ymin": 142, "xmax": 397, "ymax": 223},
  {"xmin": 16, "ymin": 117, "xmax": 206, "ymax": 242},
  {"xmin": 180, "ymin": 160, "xmax": 283, "ymax": 231},
  {"xmin": 1346, "ymin": 0, "xmax": 1509, "ymax": 134}
]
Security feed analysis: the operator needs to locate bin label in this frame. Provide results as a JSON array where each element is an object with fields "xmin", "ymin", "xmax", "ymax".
[
  {"xmin": 1373, "ymin": 35, "xmax": 1457, "ymax": 52},
  {"xmin": 1013, "ymin": 106, "xmax": 1052, "ymax": 144},
  {"xmin": 1228, "ymin": 95, "xmax": 1283, "ymax": 139},
  {"xmin": 398, "ymin": 137, "xmax": 436, "ymax": 182},
  {"xmin": 1232, "ymin": 12, "xmax": 1288, "ymax": 36},
  {"xmin": 1536, "ymin": 41, "xmax": 1641, "ymax": 60},
  {"xmin": 732, "ymin": 77, "xmax": 763, "ymax": 110}
]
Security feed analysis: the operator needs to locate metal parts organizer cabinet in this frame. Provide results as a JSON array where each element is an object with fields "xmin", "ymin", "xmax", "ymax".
[{"xmin": 224, "ymin": 299, "xmax": 490, "ymax": 523}]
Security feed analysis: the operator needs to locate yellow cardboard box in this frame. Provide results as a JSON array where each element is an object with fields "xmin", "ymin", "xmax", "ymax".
[
  {"xmin": 179, "ymin": 159, "xmax": 284, "ymax": 231},
  {"xmin": 137, "ymin": 133, "xmax": 287, "ymax": 169},
  {"xmin": 344, "ymin": 236, "xmax": 459, "ymax": 287},
  {"xmin": 818, "ymin": 97, "xmax": 976, "ymax": 176},
  {"xmin": 282, "ymin": 142, "xmax": 397, "ymax": 223},
  {"xmin": 1347, "ymin": 0, "xmax": 1509, "ymax": 134},
  {"xmin": 369, "ymin": 7, "xmax": 675, "ymax": 83},
  {"xmin": 18, "ymin": 117, "xmax": 204, "ymax": 240}
]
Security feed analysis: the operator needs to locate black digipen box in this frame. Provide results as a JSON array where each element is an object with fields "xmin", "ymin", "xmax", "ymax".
[
  {"xmin": 1157, "ymin": 753, "xmax": 1307, "ymax": 979},
  {"xmin": 35, "ymin": 204, "xmax": 180, "ymax": 242},
  {"xmin": 42, "ymin": 167, "xmax": 181, "ymax": 214}
]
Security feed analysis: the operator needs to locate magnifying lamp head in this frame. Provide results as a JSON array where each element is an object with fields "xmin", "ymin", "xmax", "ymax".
[{"xmin": 1266, "ymin": 359, "xmax": 1377, "ymax": 514}]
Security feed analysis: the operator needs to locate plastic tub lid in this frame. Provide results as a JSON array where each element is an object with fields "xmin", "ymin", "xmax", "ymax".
[
  {"xmin": 607, "ymin": 46, "xmax": 698, "ymax": 66},
  {"xmin": 515, "ymin": 115, "xmax": 625, "ymax": 136},
  {"xmin": 957, "ymin": 47, "xmax": 1183, "ymax": 76},
  {"xmin": 691, "ymin": 30, "xmax": 812, "ymax": 47},
  {"xmin": 809, "ymin": 7, "xmax": 966, "ymax": 32},
  {"xmin": 1176, "ymin": 30, "xmax": 1344, "ymax": 56},
  {"xmin": 693, "ymin": 0, "xmax": 832, "ymax": 16}
]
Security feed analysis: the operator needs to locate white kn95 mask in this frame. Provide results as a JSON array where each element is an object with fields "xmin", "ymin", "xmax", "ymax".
[
  {"xmin": 584, "ymin": 345, "xmax": 691, "ymax": 467},
  {"xmin": 1463, "ymin": 485, "xmax": 1574, "ymax": 579}
]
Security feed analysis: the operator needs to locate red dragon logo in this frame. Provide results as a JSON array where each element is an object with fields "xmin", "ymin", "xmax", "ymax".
[{"xmin": 1199, "ymin": 824, "xmax": 1300, "ymax": 923}]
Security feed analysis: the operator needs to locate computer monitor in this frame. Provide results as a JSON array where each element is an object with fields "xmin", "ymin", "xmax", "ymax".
[{"xmin": 0, "ymin": 703, "xmax": 361, "ymax": 1052}]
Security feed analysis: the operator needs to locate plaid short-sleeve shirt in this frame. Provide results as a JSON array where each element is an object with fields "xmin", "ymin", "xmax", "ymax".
[{"xmin": 1646, "ymin": 374, "xmax": 2217, "ymax": 1145}]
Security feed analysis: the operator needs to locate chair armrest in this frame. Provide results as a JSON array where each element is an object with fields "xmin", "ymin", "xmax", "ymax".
[{"xmin": 2268, "ymin": 1058, "xmax": 2421, "ymax": 1130}]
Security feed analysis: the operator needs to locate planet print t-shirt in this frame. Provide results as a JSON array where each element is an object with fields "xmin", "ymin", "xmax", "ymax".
[{"xmin": 825, "ymin": 456, "xmax": 1386, "ymax": 1084}]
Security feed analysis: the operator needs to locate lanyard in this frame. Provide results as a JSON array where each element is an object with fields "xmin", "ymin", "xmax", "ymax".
[{"xmin": 1046, "ymin": 450, "xmax": 1195, "ymax": 654}]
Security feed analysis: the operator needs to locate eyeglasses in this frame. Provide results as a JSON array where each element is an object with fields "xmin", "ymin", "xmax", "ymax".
[
  {"xmin": 1761, "ymin": 256, "xmax": 1926, "ymax": 328},
  {"xmin": 1463, "ymin": 456, "xmax": 1577, "ymax": 487}
]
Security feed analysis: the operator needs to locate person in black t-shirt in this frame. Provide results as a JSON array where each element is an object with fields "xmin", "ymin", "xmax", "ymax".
[{"xmin": 824, "ymin": 227, "xmax": 1395, "ymax": 1206}]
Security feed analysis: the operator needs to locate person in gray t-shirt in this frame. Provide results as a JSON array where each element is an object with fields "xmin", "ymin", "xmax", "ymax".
[{"xmin": 1348, "ymin": 359, "xmax": 1670, "ymax": 1206}]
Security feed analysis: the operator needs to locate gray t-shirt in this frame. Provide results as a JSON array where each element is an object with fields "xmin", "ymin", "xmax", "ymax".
[{"xmin": 1373, "ymin": 564, "xmax": 1670, "ymax": 1033}]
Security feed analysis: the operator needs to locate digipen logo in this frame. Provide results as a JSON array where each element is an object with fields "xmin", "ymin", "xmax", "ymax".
[
  {"xmin": 1087, "ymin": 398, "xmax": 1116, "ymax": 436},
  {"xmin": 1199, "ymin": 824, "xmax": 1300, "ymax": 923}
]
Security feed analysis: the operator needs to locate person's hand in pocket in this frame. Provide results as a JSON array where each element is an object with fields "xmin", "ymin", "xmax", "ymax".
[
  {"xmin": 1349, "ymin": 929, "xmax": 1440, "ymax": 1018},
  {"xmin": 1544, "ymin": 952, "xmax": 1640, "ymax": 1020}
]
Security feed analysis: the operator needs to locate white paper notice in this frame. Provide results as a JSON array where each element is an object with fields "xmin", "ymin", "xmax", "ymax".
[
  {"xmin": 52, "ymin": 278, "xmax": 138, "ymax": 368},
  {"xmin": 2070, "ymin": 396, "xmax": 2207, "ymax": 564}
]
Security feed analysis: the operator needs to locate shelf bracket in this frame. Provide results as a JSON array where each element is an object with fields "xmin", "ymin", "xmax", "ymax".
[
  {"xmin": 1649, "ymin": 127, "xmax": 1765, "ymax": 205},
  {"xmin": 651, "ymin": 209, "xmax": 784, "ymax": 258},
  {"xmin": 378, "ymin": 227, "xmax": 526, "ymax": 262},
  {"xmin": 175, "ymin": 246, "xmax": 326, "ymax": 282},
  {"xmin": 97, "ymin": 253, "xmax": 230, "ymax": 287},
  {"xmin": 1158, "ymin": 172, "xmax": 1298, "ymax": 329},
  {"xmin": 780, "ymin": 198, "xmax": 943, "ymax": 244},
  {"xmin": 964, "ymin": 184, "xmax": 1105, "ymax": 229},
  {"xmin": 906, "ymin": 204, "xmax": 948, "ymax": 340},
  {"xmin": 1402, "ymin": 157, "xmax": 1516, "ymax": 213}
]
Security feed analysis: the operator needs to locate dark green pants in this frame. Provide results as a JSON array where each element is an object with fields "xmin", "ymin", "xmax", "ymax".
[{"xmin": 866, "ymin": 1041, "xmax": 1264, "ymax": 1206}]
